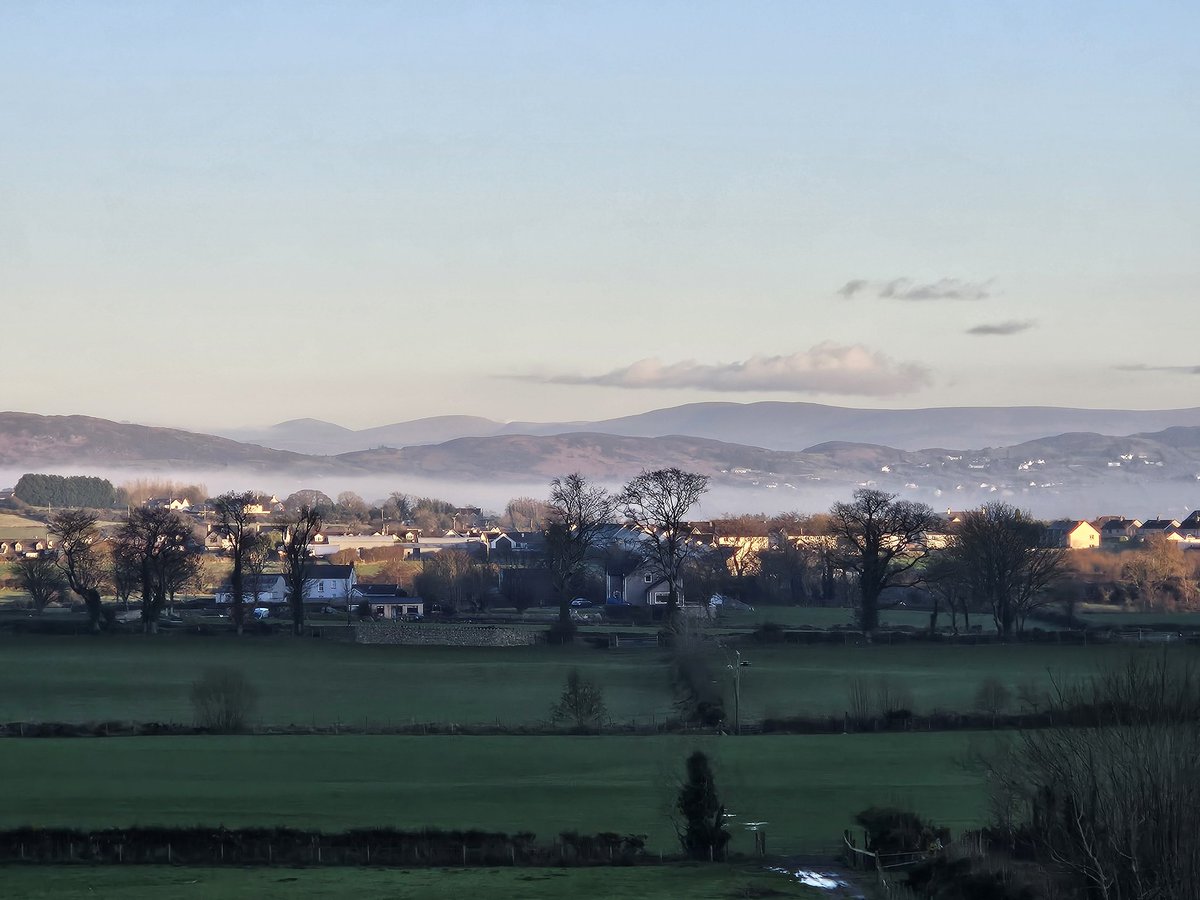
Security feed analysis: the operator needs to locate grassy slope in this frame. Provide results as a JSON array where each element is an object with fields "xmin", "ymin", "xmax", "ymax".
[
  {"xmin": 0, "ymin": 865, "xmax": 828, "ymax": 900},
  {"xmin": 0, "ymin": 733, "xmax": 985, "ymax": 852},
  {"xmin": 0, "ymin": 634, "xmax": 1148, "ymax": 725}
]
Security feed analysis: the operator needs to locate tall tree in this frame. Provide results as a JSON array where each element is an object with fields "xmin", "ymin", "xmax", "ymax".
[
  {"xmin": 675, "ymin": 750, "xmax": 731, "ymax": 861},
  {"xmin": 950, "ymin": 502, "xmax": 1068, "ymax": 637},
  {"xmin": 619, "ymin": 468, "xmax": 709, "ymax": 617},
  {"xmin": 503, "ymin": 495, "xmax": 554, "ymax": 531},
  {"xmin": 48, "ymin": 510, "xmax": 106, "ymax": 631},
  {"xmin": 212, "ymin": 491, "xmax": 258, "ymax": 636},
  {"xmin": 281, "ymin": 505, "xmax": 323, "ymax": 636},
  {"xmin": 829, "ymin": 488, "xmax": 939, "ymax": 634},
  {"xmin": 13, "ymin": 555, "xmax": 65, "ymax": 612},
  {"xmin": 545, "ymin": 474, "xmax": 614, "ymax": 630},
  {"xmin": 114, "ymin": 506, "xmax": 195, "ymax": 633}
]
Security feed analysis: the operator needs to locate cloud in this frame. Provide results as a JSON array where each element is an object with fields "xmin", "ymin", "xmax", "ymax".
[
  {"xmin": 529, "ymin": 344, "xmax": 932, "ymax": 396},
  {"xmin": 1114, "ymin": 363, "xmax": 1200, "ymax": 375},
  {"xmin": 838, "ymin": 277, "xmax": 993, "ymax": 301},
  {"xmin": 966, "ymin": 320, "xmax": 1035, "ymax": 336},
  {"xmin": 837, "ymin": 279, "xmax": 869, "ymax": 299}
]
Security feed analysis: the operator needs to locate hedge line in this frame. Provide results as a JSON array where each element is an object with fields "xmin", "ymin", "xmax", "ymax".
[{"xmin": 0, "ymin": 826, "xmax": 648, "ymax": 867}]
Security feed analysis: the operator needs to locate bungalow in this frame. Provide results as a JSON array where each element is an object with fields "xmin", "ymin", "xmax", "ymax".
[
  {"xmin": 1046, "ymin": 520, "xmax": 1101, "ymax": 550},
  {"xmin": 214, "ymin": 574, "xmax": 287, "ymax": 606},
  {"xmin": 353, "ymin": 584, "xmax": 424, "ymax": 620}
]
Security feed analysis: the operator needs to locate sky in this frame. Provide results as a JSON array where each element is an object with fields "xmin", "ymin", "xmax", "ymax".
[{"xmin": 3, "ymin": 1, "xmax": 1198, "ymax": 431}]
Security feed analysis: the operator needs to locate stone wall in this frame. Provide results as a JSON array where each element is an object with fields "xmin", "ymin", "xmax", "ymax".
[{"xmin": 355, "ymin": 621, "xmax": 543, "ymax": 647}]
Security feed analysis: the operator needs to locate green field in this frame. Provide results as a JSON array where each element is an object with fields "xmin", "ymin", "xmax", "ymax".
[
  {"xmin": 0, "ymin": 733, "xmax": 985, "ymax": 852},
  {"xmin": 0, "ymin": 634, "xmax": 1159, "ymax": 726},
  {"xmin": 0, "ymin": 864, "xmax": 832, "ymax": 899}
]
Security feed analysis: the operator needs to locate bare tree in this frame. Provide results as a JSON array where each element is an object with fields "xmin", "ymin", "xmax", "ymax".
[
  {"xmin": 212, "ymin": 491, "xmax": 258, "ymax": 635},
  {"xmin": 13, "ymin": 555, "xmax": 65, "ymax": 612},
  {"xmin": 545, "ymin": 473, "xmax": 613, "ymax": 631},
  {"xmin": 619, "ymin": 468, "xmax": 710, "ymax": 617},
  {"xmin": 281, "ymin": 505, "xmax": 323, "ymax": 636},
  {"xmin": 828, "ymin": 488, "xmax": 939, "ymax": 634},
  {"xmin": 48, "ymin": 510, "xmax": 106, "ymax": 631},
  {"xmin": 981, "ymin": 653, "xmax": 1200, "ymax": 900},
  {"xmin": 950, "ymin": 503, "xmax": 1068, "ymax": 637},
  {"xmin": 114, "ymin": 506, "xmax": 196, "ymax": 633},
  {"xmin": 503, "ymin": 495, "xmax": 554, "ymax": 531},
  {"xmin": 243, "ymin": 530, "xmax": 275, "ymax": 605}
]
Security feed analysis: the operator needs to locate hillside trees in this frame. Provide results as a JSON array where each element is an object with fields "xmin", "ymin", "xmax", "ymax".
[
  {"xmin": 14, "ymin": 473, "xmax": 118, "ymax": 509},
  {"xmin": 829, "ymin": 489, "xmax": 939, "ymax": 633},
  {"xmin": 620, "ymin": 468, "xmax": 710, "ymax": 617},
  {"xmin": 948, "ymin": 503, "xmax": 1068, "ymax": 637},
  {"xmin": 48, "ymin": 510, "xmax": 107, "ymax": 631},
  {"xmin": 545, "ymin": 473, "xmax": 613, "ymax": 632},
  {"xmin": 211, "ymin": 490, "xmax": 259, "ymax": 635},
  {"xmin": 281, "ymin": 505, "xmax": 323, "ymax": 636}
]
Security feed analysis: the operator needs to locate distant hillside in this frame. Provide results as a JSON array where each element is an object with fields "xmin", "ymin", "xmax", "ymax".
[
  {"xmin": 3, "ymin": 411, "xmax": 1198, "ymax": 518},
  {"xmin": 221, "ymin": 402, "xmax": 1200, "ymax": 455},
  {"xmin": 0, "ymin": 412, "xmax": 340, "ymax": 473}
]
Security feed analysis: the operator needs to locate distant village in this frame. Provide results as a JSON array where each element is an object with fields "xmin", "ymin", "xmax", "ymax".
[{"xmin": 4, "ymin": 481, "xmax": 1198, "ymax": 626}]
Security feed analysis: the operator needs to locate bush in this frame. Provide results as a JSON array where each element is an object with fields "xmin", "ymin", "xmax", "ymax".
[
  {"xmin": 550, "ymin": 669, "xmax": 606, "ymax": 729},
  {"xmin": 855, "ymin": 806, "xmax": 949, "ymax": 854},
  {"xmin": 190, "ymin": 667, "xmax": 258, "ymax": 733}
]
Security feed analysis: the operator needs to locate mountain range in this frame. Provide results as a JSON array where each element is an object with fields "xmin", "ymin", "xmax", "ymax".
[
  {"xmin": 3, "ymin": 405, "xmax": 1200, "ymax": 518},
  {"xmin": 219, "ymin": 402, "xmax": 1200, "ymax": 456}
]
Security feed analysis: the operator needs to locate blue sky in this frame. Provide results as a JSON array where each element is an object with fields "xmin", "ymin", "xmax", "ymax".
[{"xmin": 3, "ymin": 1, "xmax": 1197, "ymax": 429}]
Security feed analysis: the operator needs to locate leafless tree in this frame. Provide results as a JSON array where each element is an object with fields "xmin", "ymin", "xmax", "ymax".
[
  {"xmin": 950, "ymin": 503, "xmax": 1068, "ymax": 637},
  {"xmin": 414, "ymin": 548, "xmax": 496, "ymax": 614},
  {"xmin": 13, "ymin": 555, "xmax": 65, "ymax": 612},
  {"xmin": 281, "ymin": 504, "xmax": 323, "ymax": 636},
  {"xmin": 619, "ymin": 468, "xmax": 710, "ymax": 617},
  {"xmin": 212, "ymin": 490, "xmax": 258, "ymax": 635},
  {"xmin": 545, "ymin": 473, "xmax": 614, "ymax": 630},
  {"xmin": 828, "ymin": 488, "xmax": 939, "ymax": 633},
  {"xmin": 48, "ymin": 510, "xmax": 106, "ymax": 631},
  {"xmin": 981, "ymin": 653, "xmax": 1200, "ymax": 900},
  {"xmin": 503, "ymin": 495, "xmax": 554, "ymax": 532},
  {"xmin": 114, "ymin": 506, "xmax": 196, "ymax": 633}
]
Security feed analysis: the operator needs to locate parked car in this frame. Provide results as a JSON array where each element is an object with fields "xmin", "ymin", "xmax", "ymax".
[
  {"xmin": 252, "ymin": 608, "xmax": 271, "ymax": 620},
  {"xmin": 569, "ymin": 598, "xmax": 593, "ymax": 608}
]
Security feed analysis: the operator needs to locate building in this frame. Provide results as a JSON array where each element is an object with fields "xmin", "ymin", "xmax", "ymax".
[{"xmin": 1046, "ymin": 520, "xmax": 1101, "ymax": 550}]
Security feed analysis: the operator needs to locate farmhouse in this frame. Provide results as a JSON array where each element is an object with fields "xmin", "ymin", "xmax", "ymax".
[{"xmin": 353, "ymin": 584, "xmax": 424, "ymax": 619}]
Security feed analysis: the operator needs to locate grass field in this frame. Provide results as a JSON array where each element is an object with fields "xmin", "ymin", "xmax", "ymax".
[
  {"xmin": 0, "ymin": 634, "xmax": 1162, "ymax": 726},
  {"xmin": 0, "ymin": 864, "xmax": 834, "ymax": 899},
  {"xmin": 0, "ymin": 732, "xmax": 986, "ymax": 852}
]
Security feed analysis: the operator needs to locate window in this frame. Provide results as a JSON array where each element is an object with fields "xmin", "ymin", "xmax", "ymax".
[
  {"xmin": 644, "ymin": 573, "xmax": 653, "ymax": 583},
  {"xmin": 318, "ymin": 581, "xmax": 325, "ymax": 593}
]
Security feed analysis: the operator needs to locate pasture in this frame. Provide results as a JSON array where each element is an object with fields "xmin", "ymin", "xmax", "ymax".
[
  {"xmin": 0, "ymin": 864, "xmax": 830, "ymax": 899},
  {"xmin": 0, "ymin": 732, "xmax": 986, "ymax": 852},
  {"xmin": 0, "ymin": 634, "xmax": 1157, "ymax": 726}
]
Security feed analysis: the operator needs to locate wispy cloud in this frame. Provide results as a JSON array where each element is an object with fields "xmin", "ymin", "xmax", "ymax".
[
  {"xmin": 1114, "ymin": 363, "xmax": 1200, "ymax": 375},
  {"xmin": 966, "ymin": 320, "xmax": 1035, "ymax": 336},
  {"xmin": 526, "ymin": 344, "xmax": 932, "ymax": 397},
  {"xmin": 838, "ymin": 277, "xmax": 993, "ymax": 302}
]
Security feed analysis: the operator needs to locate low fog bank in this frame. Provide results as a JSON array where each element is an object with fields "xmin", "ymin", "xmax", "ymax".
[{"xmin": 3, "ymin": 465, "xmax": 1196, "ymax": 521}]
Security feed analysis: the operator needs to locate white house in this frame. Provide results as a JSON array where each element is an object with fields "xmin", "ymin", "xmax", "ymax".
[{"xmin": 214, "ymin": 574, "xmax": 286, "ymax": 605}]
